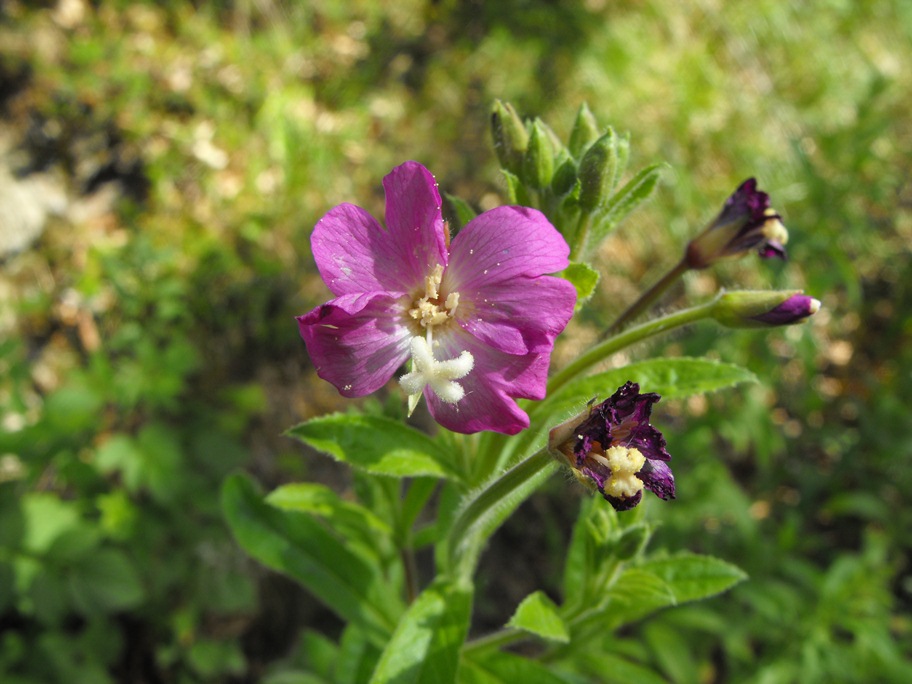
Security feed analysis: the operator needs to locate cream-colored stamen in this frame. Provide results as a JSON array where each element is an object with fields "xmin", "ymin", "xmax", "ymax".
[
  {"xmin": 601, "ymin": 446, "xmax": 646, "ymax": 499},
  {"xmin": 408, "ymin": 264, "xmax": 459, "ymax": 329}
]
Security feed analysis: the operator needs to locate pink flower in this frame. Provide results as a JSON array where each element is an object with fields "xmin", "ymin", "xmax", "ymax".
[{"xmin": 297, "ymin": 161, "xmax": 577, "ymax": 435}]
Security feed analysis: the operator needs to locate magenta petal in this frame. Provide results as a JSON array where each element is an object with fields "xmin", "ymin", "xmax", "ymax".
[
  {"xmin": 445, "ymin": 206, "xmax": 570, "ymax": 289},
  {"xmin": 297, "ymin": 292, "xmax": 412, "ymax": 397},
  {"xmin": 456, "ymin": 274, "xmax": 576, "ymax": 355},
  {"xmin": 311, "ymin": 203, "xmax": 420, "ymax": 296},
  {"xmin": 425, "ymin": 330, "xmax": 551, "ymax": 434},
  {"xmin": 382, "ymin": 161, "xmax": 449, "ymax": 286}
]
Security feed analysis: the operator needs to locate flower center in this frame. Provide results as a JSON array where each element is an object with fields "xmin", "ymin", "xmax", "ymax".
[
  {"xmin": 594, "ymin": 446, "xmax": 646, "ymax": 499},
  {"xmin": 409, "ymin": 264, "xmax": 459, "ymax": 331}
]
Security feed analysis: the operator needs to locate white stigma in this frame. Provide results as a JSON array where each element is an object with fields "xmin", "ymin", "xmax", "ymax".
[
  {"xmin": 599, "ymin": 446, "xmax": 646, "ymax": 499},
  {"xmin": 399, "ymin": 336, "xmax": 474, "ymax": 413}
]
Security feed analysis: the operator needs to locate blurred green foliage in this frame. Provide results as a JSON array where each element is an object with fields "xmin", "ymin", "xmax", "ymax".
[{"xmin": 1, "ymin": 0, "xmax": 910, "ymax": 681}]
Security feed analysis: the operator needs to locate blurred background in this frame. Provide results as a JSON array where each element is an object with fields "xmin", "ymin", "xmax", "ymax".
[{"xmin": 1, "ymin": 1, "xmax": 910, "ymax": 682}]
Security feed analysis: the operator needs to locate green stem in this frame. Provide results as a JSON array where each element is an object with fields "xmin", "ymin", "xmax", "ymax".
[
  {"xmin": 569, "ymin": 212, "xmax": 592, "ymax": 262},
  {"xmin": 602, "ymin": 257, "xmax": 690, "ymax": 338},
  {"xmin": 463, "ymin": 626, "xmax": 526, "ymax": 655},
  {"xmin": 548, "ymin": 297, "xmax": 719, "ymax": 397},
  {"xmin": 446, "ymin": 448, "xmax": 556, "ymax": 578}
]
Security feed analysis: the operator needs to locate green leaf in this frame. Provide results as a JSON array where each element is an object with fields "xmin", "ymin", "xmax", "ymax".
[
  {"xmin": 561, "ymin": 262, "xmax": 600, "ymax": 311},
  {"xmin": 588, "ymin": 163, "xmax": 667, "ymax": 250},
  {"xmin": 541, "ymin": 357, "xmax": 758, "ymax": 426},
  {"xmin": 507, "ymin": 591, "xmax": 569, "ymax": 643},
  {"xmin": 462, "ymin": 651, "xmax": 576, "ymax": 684},
  {"xmin": 579, "ymin": 652, "xmax": 668, "ymax": 684},
  {"xmin": 21, "ymin": 493, "xmax": 81, "ymax": 554},
  {"xmin": 187, "ymin": 639, "xmax": 246, "ymax": 678},
  {"xmin": 501, "ymin": 169, "xmax": 531, "ymax": 206},
  {"xmin": 443, "ymin": 193, "xmax": 477, "ymax": 234},
  {"xmin": 638, "ymin": 552, "xmax": 747, "ymax": 603},
  {"xmin": 42, "ymin": 381, "xmax": 104, "ymax": 433},
  {"xmin": 221, "ymin": 473, "xmax": 401, "ymax": 644},
  {"xmin": 68, "ymin": 548, "xmax": 144, "ymax": 615},
  {"xmin": 299, "ymin": 629, "xmax": 339, "ymax": 681},
  {"xmin": 266, "ymin": 483, "xmax": 393, "ymax": 561},
  {"xmin": 369, "ymin": 580, "xmax": 473, "ymax": 684},
  {"xmin": 286, "ymin": 414, "xmax": 462, "ymax": 480},
  {"xmin": 601, "ymin": 568, "xmax": 678, "ymax": 628},
  {"xmin": 336, "ymin": 625, "xmax": 382, "ymax": 684}
]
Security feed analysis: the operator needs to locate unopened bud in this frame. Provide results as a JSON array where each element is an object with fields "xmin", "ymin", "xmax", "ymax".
[
  {"xmin": 568, "ymin": 103, "xmax": 601, "ymax": 159},
  {"xmin": 711, "ymin": 290, "xmax": 821, "ymax": 328},
  {"xmin": 522, "ymin": 119, "xmax": 555, "ymax": 191},
  {"xmin": 577, "ymin": 128, "xmax": 628, "ymax": 212},
  {"xmin": 491, "ymin": 100, "xmax": 529, "ymax": 176}
]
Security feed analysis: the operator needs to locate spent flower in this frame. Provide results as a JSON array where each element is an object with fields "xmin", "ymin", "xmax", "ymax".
[
  {"xmin": 297, "ymin": 161, "xmax": 577, "ymax": 435},
  {"xmin": 685, "ymin": 178, "xmax": 788, "ymax": 269},
  {"xmin": 549, "ymin": 382, "xmax": 675, "ymax": 510}
]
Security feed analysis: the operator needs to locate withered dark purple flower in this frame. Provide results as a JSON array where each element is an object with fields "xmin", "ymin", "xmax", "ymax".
[{"xmin": 549, "ymin": 382, "xmax": 675, "ymax": 510}]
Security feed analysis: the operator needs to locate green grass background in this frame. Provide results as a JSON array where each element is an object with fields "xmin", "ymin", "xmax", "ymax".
[{"xmin": 0, "ymin": 1, "xmax": 910, "ymax": 682}]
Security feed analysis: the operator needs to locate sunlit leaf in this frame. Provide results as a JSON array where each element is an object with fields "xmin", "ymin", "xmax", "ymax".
[
  {"xmin": 369, "ymin": 580, "xmax": 472, "ymax": 684},
  {"xmin": 286, "ymin": 414, "xmax": 462, "ymax": 480},
  {"xmin": 507, "ymin": 591, "xmax": 569, "ymax": 643},
  {"xmin": 221, "ymin": 473, "xmax": 401, "ymax": 645}
]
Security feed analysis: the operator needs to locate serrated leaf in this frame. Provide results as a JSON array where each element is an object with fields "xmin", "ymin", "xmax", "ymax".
[
  {"xmin": 369, "ymin": 579, "xmax": 472, "ymax": 684},
  {"xmin": 638, "ymin": 552, "xmax": 747, "ymax": 604},
  {"xmin": 540, "ymin": 358, "xmax": 757, "ymax": 426},
  {"xmin": 286, "ymin": 414, "xmax": 462, "ymax": 480},
  {"xmin": 462, "ymin": 650, "xmax": 576, "ymax": 684},
  {"xmin": 587, "ymin": 163, "xmax": 666, "ymax": 252},
  {"xmin": 221, "ymin": 473, "xmax": 401, "ymax": 644},
  {"xmin": 562, "ymin": 262, "xmax": 600, "ymax": 310},
  {"xmin": 507, "ymin": 591, "xmax": 569, "ymax": 643}
]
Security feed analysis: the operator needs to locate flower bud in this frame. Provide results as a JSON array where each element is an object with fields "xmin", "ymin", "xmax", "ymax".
[
  {"xmin": 577, "ymin": 128, "xmax": 628, "ymax": 212},
  {"xmin": 491, "ymin": 100, "xmax": 529, "ymax": 176},
  {"xmin": 711, "ymin": 290, "xmax": 821, "ymax": 328},
  {"xmin": 551, "ymin": 157, "xmax": 578, "ymax": 197},
  {"xmin": 685, "ymin": 178, "xmax": 788, "ymax": 269},
  {"xmin": 568, "ymin": 102, "xmax": 601, "ymax": 159},
  {"xmin": 522, "ymin": 119, "xmax": 555, "ymax": 191}
]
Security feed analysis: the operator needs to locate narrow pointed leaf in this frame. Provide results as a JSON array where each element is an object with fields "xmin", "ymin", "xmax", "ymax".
[
  {"xmin": 540, "ymin": 357, "xmax": 758, "ymax": 426},
  {"xmin": 462, "ymin": 651, "xmax": 576, "ymax": 683},
  {"xmin": 507, "ymin": 591, "xmax": 569, "ymax": 643},
  {"xmin": 638, "ymin": 552, "xmax": 747, "ymax": 603},
  {"xmin": 287, "ymin": 414, "xmax": 462, "ymax": 480},
  {"xmin": 369, "ymin": 580, "xmax": 473, "ymax": 684},
  {"xmin": 588, "ymin": 163, "xmax": 666, "ymax": 250},
  {"xmin": 267, "ymin": 483, "xmax": 394, "ymax": 561},
  {"xmin": 221, "ymin": 473, "xmax": 401, "ymax": 644}
]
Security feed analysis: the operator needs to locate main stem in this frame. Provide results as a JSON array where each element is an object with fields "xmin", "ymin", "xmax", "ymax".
[{"xmin": 446, "ymin": 447, "xmax": 556, "ymax": 579}]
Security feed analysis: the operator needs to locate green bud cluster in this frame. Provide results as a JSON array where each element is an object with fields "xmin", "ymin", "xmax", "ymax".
[{"xmin": 490, "ymin": 101, "xmax": 661, "ymax": 266}]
